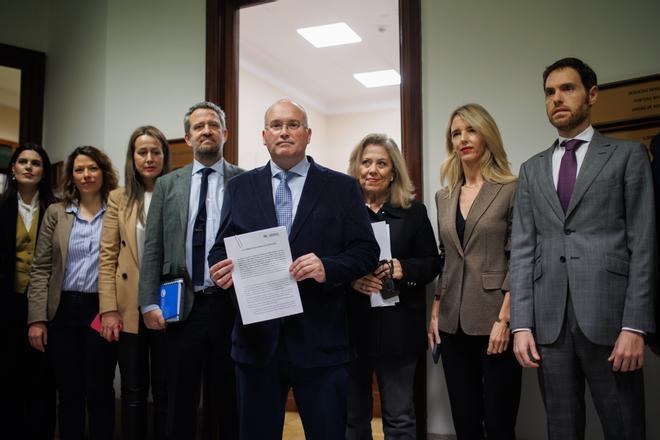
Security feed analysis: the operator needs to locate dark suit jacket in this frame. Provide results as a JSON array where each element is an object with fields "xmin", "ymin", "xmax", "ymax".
[
  {"xmin": 208, "ymin": 157, "xmax": 380, "ymax": 368},
  {"xmin": 510, "ymin": 131, "xmax": 656, "ymax": 346},
  {"xmin": 436, "ymin": 181, "xmax": 517, "ymax": 335},
  {"xmin": 138, "ymin": 160, "xmax": 243, "ymax": 320},
  {"xmin": 348, "ymin": 201, "xmax": 440, "ymax": 356}
]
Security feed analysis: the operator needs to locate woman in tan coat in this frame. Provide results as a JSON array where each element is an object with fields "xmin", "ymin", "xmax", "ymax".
[
  {"xmin": 428, "ymin": 104, "xmax": 521, "ymax": 440},
  {"xmin": 98, "ymin": 126, "xmax": 170, "ymax": 439}
]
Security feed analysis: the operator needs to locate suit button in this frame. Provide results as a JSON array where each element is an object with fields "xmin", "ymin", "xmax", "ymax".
[
  {"xmin": 564, "ymin": 229, "xmax": 572, "ymax": 235},
  {"xmin": 122, "ymin": 273, "xmax": 128, "ymax": 279},
  {"xmin": 559, "ymin": 256, "xmax": 566, "ymax": 263},
  {"xmin": 121, "ymin": 240, "xmax": 126, "ymax": 247}
]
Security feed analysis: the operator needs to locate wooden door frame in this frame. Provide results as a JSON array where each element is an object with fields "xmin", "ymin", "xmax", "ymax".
[
  {"xmin": 205, "ymin": 1, "xmax": 426, "ymax": 436},
  {"xmin": 0, "ymin": 43, "xmax": 46, "ymax": 147}
]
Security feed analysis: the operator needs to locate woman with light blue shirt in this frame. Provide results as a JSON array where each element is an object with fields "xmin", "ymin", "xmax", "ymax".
[{"xmin": 28, "ymin": 146, "xmax": 119, "ymax": 440}]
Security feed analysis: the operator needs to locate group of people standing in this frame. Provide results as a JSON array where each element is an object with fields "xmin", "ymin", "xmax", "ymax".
[{"xmin": 0, "ymin": 55, "xmax": 655, "ymax": 440}]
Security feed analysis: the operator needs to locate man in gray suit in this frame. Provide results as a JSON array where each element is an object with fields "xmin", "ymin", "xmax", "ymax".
[
  {"xmin": 510, "ymin": 58, "xmax": 655, "ymax": 439},
  {"xmin": 139, "ymin": 101, "xmax": 243, "ymax": 439}
]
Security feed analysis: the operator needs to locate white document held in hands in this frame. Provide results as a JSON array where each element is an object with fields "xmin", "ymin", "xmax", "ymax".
[
  {"xmin": 224, "ymin": 226, "xmax": 303, "ymax": 324},
  {"xmin": 369, "ymin": 221, "xmax": 399, "ymax": 308}
]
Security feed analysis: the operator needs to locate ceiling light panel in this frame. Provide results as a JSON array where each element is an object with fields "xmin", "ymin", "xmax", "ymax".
[
  {"xmin": 353, "ymin": 69, "xmax": 401, "ymax": 88},
  {"xmin": 296, "ymin": 22, "xmax": 362, "ymax": 48}
]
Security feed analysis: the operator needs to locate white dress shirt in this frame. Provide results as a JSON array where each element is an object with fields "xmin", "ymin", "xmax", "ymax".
[
  {"xmin": 187, "ymin": 158, "xmax": 226, "ymax": 291},
  {"xmin": 269, "ymin": 157, "xmax": 311, "ymax": 219},
  {"xmin": 551, "ymin": 125, "xmax": 594, "ymax": 188},
  {"xmin": 17, "ymin": 191, "xmax": 39, "ymax": 230}
]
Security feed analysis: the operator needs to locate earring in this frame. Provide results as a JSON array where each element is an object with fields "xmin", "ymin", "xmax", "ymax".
[{"xmin": 11, "ymin": 174, "xmax": 16, "ymax": 181}]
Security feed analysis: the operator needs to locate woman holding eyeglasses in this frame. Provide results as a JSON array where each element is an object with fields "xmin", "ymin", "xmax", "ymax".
[
  {"xmin": 0, "ymin": 144, "xmax": 57, "ymax": 438},
  {"xmin": 346, "ymin": 133, "xmax": 440, "ymax": 439},
  {"xmin": 28, "ymin": 146, "xmax": 119, "ymax": 440},
  {"xmin": 98, "ymin": 126, "xmax": 170, "ymax": 440}
]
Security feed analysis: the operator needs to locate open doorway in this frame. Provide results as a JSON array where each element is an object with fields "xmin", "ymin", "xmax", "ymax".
[
  {"xmin": 237, "ymin": 0, "xmax": 401, "ymax": 173},
  {"xmin": 203, "ymin": 0, "xmax": 424, "ymax": 437}
]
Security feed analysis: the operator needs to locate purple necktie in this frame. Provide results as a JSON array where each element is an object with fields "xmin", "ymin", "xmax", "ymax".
[{"xmin": 557, "ymin": 139, "xmax": 585, "ymax": 212}]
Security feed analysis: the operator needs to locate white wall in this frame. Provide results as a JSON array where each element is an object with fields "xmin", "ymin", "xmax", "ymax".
[
  {"xmin": 42, "ymin": 0, "xmax": 109, "ymax": 163},
  {"xmin": 104, "ymin": 0, "xmax": 206, "ymax": 180},
  {"xmin": 238, "ymin": 67, "xmax": 400, "ymax": 174},
  {"xmin": 0, "ymin": 0, "xmax": 50, "ymax": 53},
  {"xmin": 324, "ymin": 108, "xmax": 401, "ymax": 174},
  {"xmin": 238, "ymin": 67, "xmax": 329, "ymax": 170},
  {"xmin": 421, "ymin": 0, "xmax": 660, "ymax": 438}
]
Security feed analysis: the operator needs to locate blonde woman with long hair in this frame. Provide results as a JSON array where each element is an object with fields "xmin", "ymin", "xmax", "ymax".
[{"xmin": 428, "ymin": 104, "xmax": 521, "ymax": 439}]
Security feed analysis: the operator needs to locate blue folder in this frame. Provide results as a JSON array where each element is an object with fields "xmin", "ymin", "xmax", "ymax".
[{"xmin": 160, "ymin": 278, "xmax": 184, "ymax": 322}]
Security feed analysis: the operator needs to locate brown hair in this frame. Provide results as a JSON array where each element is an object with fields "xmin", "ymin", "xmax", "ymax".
[
  {"xmin": 124, "ymin": 126, "xmax": 171, "ymax": 223},
  {"xmin": 62, "ymin": 146, "xmax": 118, "ymax": 205}
]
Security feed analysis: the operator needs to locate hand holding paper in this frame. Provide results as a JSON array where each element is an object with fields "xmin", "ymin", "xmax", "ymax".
[{"xmin": 224, "ymin": 226, "xmax": 303, "ymax": 325}]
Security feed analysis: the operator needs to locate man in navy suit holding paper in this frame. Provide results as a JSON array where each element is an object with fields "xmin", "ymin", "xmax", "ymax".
[{"xmin": 208, "ymin": 99, "xmax": 379, "ymax": 439}]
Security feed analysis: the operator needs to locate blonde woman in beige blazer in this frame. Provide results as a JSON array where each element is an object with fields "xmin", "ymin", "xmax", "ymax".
[
  {"xmin": 98, "ymin": 126, "xmax": 170, "ymax": 440},
  {"xmin": 428, "ymin": 104, "xmax": 521, "ymax": 440}
]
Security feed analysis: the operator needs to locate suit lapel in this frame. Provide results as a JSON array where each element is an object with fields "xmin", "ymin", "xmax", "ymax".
[
  {"xmin": 124, "ymin": 198, "xmax": 140, "ymax": 266},
  {"xmin": 463, "ymin": 181, "xmax": 502, "ymax": 246},
  {"xmin": 537, "ymin": 143, "xmax": 565, "ymax": 221},
  {"xmin": 444, "ymin": 185, "xmax": 464, "ymax": 257},
  {"xmin": 59, "ymin": 207, "xmax": 75, "ymax": 266},
  {"xmin": 253, "ymin": 164, "xmax": 278, "ymax": 228},
  {"xmin": 565, "ymin": 132, "xmax": 615, "ymax": 218},
  {"xmin": 175, "ymin": 165, "xmax": 193, "ymax": 233},
  {"xmin": 289, "ymin": 160, "xmax": 327, "ymax": 244}
]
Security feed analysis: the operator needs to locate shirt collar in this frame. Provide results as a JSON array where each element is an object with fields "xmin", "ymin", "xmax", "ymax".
[
  {"xmin": 270, "ymin": 156, "xmax": 310, "ymax": 178},
  {"xmin": 192, "ymin": 158, "xmax": 225, "ymax": 177},
  {"xmin": 557, "ymin": 125, "xmax": 594, "ymax": 149},
  {"xmin": 17, "ymin": 191, "xmax": 39, "ymax": 210},
  {"xmin": 66, "ymin": 202, "xmax": 107, "ymax": 221}
]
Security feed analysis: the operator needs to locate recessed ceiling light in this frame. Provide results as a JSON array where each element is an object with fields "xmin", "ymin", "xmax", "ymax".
[
  {"xmin": 353, "ymin": 70, "xmax": 401, "ymax": 88},
  {"xmin": 296, "ymin": 22, "xmax": 362, "ymax": 48}
]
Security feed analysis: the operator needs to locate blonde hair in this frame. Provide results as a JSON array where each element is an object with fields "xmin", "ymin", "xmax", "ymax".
[
  {"xmin": 347, "ymin": 133, "xmax": 415, "ymax": 209},
  {"xmin": 440, "ymin": 103, "xmax": 516, "ymax": 194}
]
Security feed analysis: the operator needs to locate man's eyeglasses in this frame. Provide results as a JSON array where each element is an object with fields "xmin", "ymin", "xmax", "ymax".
[{"xmin": 266, "ymin": 120, "xmax": 305, "ymax": 132}]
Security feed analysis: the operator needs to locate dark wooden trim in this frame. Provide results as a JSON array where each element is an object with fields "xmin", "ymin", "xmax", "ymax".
[
  {"xmin": 597, "ymin": 73, "xmax": 660, "ymax": 91},
  {"xmin": 400, "ymin": 0, "xmax": 423, "ymax": 201},
  {"xmin": 206, "ymin": 0, "xmax": 239, "ymax": 164},
  {"xmin": 0, "ymin": 43, "xmax": 46, "ymax": 147},
  {"xmin": 397, "ymin": 1, "xmax": 425, "ymax": 436},
  {"xmin": 206, "ymin": 0, "xmax": 274, "ymax": 165}
]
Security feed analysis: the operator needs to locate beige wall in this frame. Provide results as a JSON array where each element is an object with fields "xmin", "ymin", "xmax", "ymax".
[
  {"xmin": 0, "ymin": 105, "xmax": 19, "ymax": 143},
  {"xmin": 238, "ymin": 67, "xmax": 400, "ymax": 174}
]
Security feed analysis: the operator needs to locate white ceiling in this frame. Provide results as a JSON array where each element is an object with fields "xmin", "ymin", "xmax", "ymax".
[
  {"xmin": 239, "ymin": 0, "xmax": 400, "ymax": 115},
  {"xmin": 0, "ymin": 66, "xmax": 21, "ymax": 109}
]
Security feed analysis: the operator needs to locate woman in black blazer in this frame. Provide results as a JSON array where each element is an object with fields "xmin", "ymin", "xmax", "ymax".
[
  {"xmin": 346, "ymin": 133, "xmax": 441, "ymax": 439},
  {"xmin": 0, "ymin": 143, "xmax": 57, "ymax": 438}
]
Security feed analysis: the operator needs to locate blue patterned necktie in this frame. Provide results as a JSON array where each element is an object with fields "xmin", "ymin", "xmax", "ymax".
[
  {"xmin": 557, "ymin": 139, "xmax": 585, "ymax": 212},
  {"xmin": 275, "ymin": 171, "xmax": 293, "ymax": 234},
  {"xmin": 192, "ymin": 167, "xmax": 214, "ymax": 285}
]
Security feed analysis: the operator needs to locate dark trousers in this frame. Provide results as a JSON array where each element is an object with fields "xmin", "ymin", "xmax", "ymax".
[
  {"xmin": 439, "ymin": 328, "xmax": 521, "ymax": 440},
  {"xmin": 49, "ymin": 292, "xmax": 117, "ymax": 440},
  {"xmin": 117, "ymin": 317, "xmax": 167, "ymax": 440},
  {"xmin": 1, "ymin": 291, "xmax": 56, "ymax": 439},
  {"xmin": 346, "ymin": 353, "xmax": 418, "ymax": 440},
  {"xmin": 235, "ymin": 347, "xmax": 350, "ymax": 440},
  {"xmin": 537, "ymin": 299, "xmax": 646, "ymax": 440},
  {"xmin": 164, "ymin": 292, "xmax": 238, "ymax": 440}
]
